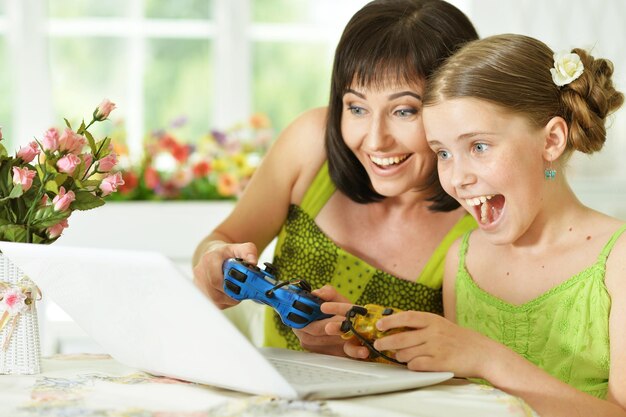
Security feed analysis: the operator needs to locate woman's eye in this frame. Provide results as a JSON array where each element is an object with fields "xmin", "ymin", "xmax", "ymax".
[
  {"xmin": 437, "ymin": 150, "xmax": 451, "ymax": 160},
  {"xmin": 395, "ymin": 108, "xmax": 417, "ymax": 117},
  {"xmin": 474, "ymin": 143, "xmax": 489, "ymax": 153},
  {"xmin": 348, "ymin": 105, "xmax": 365, "ymax": 116}
]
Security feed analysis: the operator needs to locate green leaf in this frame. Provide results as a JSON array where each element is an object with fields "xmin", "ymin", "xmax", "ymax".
[
  {"xmin": 71, "ymin": 190, "xmax": 105, "ymax": 211},
  {"xmin": 54, "ymin": 173, "xmax": 68, "ymax": 187},
  {"xmin": 45, "ymin": 180, "xmax": 59, "ymax": 194},
  {"xmin": 45, "ymin": 159, "xmax": 59, "ymax": 175},
  {"xmin": 0, "ymin": 143, "xmax": 7, "ymax": 158},
  {"xmin": 0, "ymin": 184, "xmax": 24, "ymax": 202},
  {"xmin": 96, "ymin": 137, "xmax": 112, "ymax": 157},
  {"xmin": 30, "ymin": 233, "xmax": 47, "ymax": 244},
  {"xmin": 29, "ymin": 209, "xmax": 70, "ymax": 228},
  {"xmin": 81, "ymin": 179, "xmax": 101, "ymax": 187},
  {"xmin": 0, "ymin": 224, "xmax": 28, "ymax": 243},
  {"xmin": 84, "ymin": 130, "xmax": 97, "ymax": 154},
  {"xmin": 32, "ymin": 205, "xmax": 53, "ymax": 221},
  {"xmin": 36, "ymin": 164, "xmax": 45, "ymax": 181},
  {"xmin": 64, "ymin": 118, "xmax": 72, "ymax": 129}
]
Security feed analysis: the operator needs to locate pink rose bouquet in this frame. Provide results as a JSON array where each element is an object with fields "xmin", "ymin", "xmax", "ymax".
[{"xmin": 0, "ymin": 99, "xmax": 122, "ymax": 243}]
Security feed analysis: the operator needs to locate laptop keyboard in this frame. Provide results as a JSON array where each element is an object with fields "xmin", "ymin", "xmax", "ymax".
[{"xmin": 268, "ymin": 358, "xmax": 381, "ymax": 385}]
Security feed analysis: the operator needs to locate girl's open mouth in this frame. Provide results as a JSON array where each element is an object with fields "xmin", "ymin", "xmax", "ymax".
[{"xmin": 465, "ymin": 194, "xmax": 505, "ymax": 225}]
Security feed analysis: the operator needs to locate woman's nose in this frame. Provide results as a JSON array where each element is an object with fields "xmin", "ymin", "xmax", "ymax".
[{"xmin": 364, "ymin": 116, "xmax": 392, "ymax": 151}]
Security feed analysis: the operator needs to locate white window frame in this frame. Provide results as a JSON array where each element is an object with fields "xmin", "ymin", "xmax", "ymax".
[{"xmin": 3, "ymin": 0, "xmax": 366, "ymax": 159}]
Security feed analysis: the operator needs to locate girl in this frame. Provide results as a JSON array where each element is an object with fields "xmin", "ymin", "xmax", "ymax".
[{"xmin": 334, "ymin": 34, "xmax": 625, "ymax": 416}]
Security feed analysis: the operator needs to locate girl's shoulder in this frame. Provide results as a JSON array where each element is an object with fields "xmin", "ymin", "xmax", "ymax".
[{"xmin": 604, "ymin": 219, "xmax": 626, "ymax": 293}]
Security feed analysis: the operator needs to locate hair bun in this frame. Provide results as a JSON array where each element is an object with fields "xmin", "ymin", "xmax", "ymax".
[{"xmin": 560, "ymin": 48, "xmax": 624, "ymax": 154}]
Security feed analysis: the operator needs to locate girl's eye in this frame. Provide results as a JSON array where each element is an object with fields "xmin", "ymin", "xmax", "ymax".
[
  {"xmin": 347, "ymin": 105, "xmax": 366, "ymax": 116},
  {"xmin": 437, "ymin": 150, "xmax": 451, "ymax": 160},
  {"xmin": 474, "ymin": 143, "xmax": 489, "ymax": 153}
]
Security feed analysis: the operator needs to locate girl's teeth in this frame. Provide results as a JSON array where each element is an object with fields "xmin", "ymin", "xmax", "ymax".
[
  {"xmin": 465, "ymin": 194, "xmax": 495, "ymax": 207},
  {"xmin": 481, "ymin": 200, "xmax": 489, "ymax": 224}
]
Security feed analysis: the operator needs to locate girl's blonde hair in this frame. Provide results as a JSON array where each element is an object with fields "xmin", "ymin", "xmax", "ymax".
[{"xmin": 424, "ymin": 34, "xmax": 624, "ymax": 157}]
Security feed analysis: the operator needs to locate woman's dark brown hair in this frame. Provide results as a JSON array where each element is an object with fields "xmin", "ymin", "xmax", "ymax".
[{"xmin": 325, "ymin": 0, "xmax": 479, "ymax": 210}]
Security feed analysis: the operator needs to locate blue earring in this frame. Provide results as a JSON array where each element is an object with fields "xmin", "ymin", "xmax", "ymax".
[{"xmin": 544, "ymin": 158, "xmax": 556, "ymax": 180}]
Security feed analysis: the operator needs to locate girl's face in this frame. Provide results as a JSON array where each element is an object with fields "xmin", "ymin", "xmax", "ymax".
[
  {"xmin": 341, "ymin": 81, "xmax": 436, "ymax": 199},
  {"xmin": 424, "ymin": 98, "xmax": 547, "ymax": 245}
]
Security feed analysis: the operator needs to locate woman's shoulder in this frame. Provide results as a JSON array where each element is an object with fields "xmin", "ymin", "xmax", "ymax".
[
  {"xmin": 277, "ymin": 107, "xmax": 329, "ymax": 204},
  {"xmin": 279, "ymin": 107, "xmax": 327, "ymax": 146}
]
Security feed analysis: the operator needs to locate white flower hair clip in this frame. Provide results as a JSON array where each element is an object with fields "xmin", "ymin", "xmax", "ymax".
[{"xmin": 550, "ymin": 51, "xmax": 584, "ymax": 87}]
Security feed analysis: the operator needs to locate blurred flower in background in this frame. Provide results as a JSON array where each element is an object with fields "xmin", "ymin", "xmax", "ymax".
[{"xmin": 109, "ymin": 113, "xmax": 273, "ymax": 201}]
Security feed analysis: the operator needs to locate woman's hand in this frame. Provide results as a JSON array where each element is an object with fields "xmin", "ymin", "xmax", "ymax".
[
  {"xmin": 192, "ymin": 241, "xmax": 258, "ymax": 309},
  {"xmin": 373, "ymin": 311, "xmax": 493, "ymax": 377},
  {"xmin": 292, "ymin": 285, "xmax": 352, "ymax": 356}
]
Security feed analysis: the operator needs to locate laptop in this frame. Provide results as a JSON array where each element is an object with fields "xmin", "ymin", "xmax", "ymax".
[{"xmin": 0, "ymin": 242, "xmax": 453, "ymax": 399}]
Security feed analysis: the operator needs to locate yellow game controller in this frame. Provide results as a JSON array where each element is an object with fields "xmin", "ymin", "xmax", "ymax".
[{"xmin": 340, "ymin": 304, "xmax": 408, "ymax": 365}]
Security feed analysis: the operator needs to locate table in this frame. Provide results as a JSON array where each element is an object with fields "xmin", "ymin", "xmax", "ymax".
[{"xmin": 1, "ymin": 354, "xmax": 538, "ymax": 417}]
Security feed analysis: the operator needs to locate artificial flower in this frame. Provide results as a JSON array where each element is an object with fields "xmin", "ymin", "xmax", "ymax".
[
  {"xmin": 82, "ymin": 153, "xmax": 93, "ymax": 171},
  {"xmin": 16, "ymin": 141, "xmax": 40, "ymax": 163},
  {"xmin": 46, "ymin": 218, "xmax": 69, "ymax": 239},
  {"xmin": 58, "ymin": 128, "xmax": 87, "ymax": 155},
  {"xmin": 52, "ymin": 187, "xmax": 76, "ymax": 212},
  {"xmin": 94, "ymin": 99, "xmax": 117, "ymax": 121},
  {"xmin": 99, "ymin": 172, "xmax": 125, "ymax": 196},
  {"xmin": 97, "ymin": 153, "xmax": 118, "ymax": 173},
  {"xmin": 550, "ymin": 51, "xmax": 584, "ymax": 87},
  {"xmin": 42, "ymin": 127, "xmax": 60, "ymax": 151},
  {"xmin": 0, "ymin": 287, "xmax": 28, "ymax": 315},
  {"xmin": 12, "ymin": 167, "xmax": 36, "ymax": 192},
  {"xmin": 56, "ymin": 153, "xmax": 81, "ymax": 175}
]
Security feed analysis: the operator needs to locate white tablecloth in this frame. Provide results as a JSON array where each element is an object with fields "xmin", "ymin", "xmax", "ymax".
[{"xmin": 0, "ymin": 354, "xmax": 538, "ymax": 417}]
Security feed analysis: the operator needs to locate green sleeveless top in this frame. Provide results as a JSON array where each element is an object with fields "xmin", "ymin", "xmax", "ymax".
[
  {"xmin": 456, "ymin": 224, "xmax": 626, "ymax": 399},
  {"xmin": 263, "ymin": 161, "xmax": 477, "ymax": 350}
]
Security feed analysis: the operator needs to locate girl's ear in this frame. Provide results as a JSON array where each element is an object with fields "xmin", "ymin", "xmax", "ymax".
[{"xmin": 543, "ymin": 116, "xmax": 568, "ymax": 161}]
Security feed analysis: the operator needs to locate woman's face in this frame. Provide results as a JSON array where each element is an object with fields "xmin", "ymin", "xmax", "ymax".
[{"xmin": 341, "ymin": 80, "xmax": 436, "ymax": 199}]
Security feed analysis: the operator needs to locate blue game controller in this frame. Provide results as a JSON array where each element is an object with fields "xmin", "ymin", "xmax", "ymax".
[{"xmin": 222, "ymin": 258, "xmax": 332, "ymax": 329}]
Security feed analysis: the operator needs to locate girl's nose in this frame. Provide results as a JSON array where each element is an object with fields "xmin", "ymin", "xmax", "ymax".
[{"xmin": 450, "ymin": 159, "xmax": 477, "ymax": 189}]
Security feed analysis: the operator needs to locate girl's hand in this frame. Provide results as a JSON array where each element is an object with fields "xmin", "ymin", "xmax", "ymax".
[
  {"xmin": 322, "ymin": 298, "xmax": 372, "ymax": 361},
  {"xmin": 373, "ymin": 311, "xmax": 494, "ymax": 377},
  {"xmin": 192, "ymin": 241, "xmax": 258, "ymax": 309},
  {"xmin": 293, "ymin": 285, "xmax": 352, "ymax": 356}
]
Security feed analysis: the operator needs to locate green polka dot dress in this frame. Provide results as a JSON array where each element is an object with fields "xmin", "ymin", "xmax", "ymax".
[
  {"xmin": 455, "ymin": 225, "xmax": 626, "ymax": 399},
  {"xmin": 263, "ymin": 162, "xmax": 477, "ymax": 350}
]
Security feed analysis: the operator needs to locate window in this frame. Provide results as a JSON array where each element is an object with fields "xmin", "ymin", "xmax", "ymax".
[
  {"xmin": 4, "ymin": 0, "xmax": 368, "ymax": 159},
  {"xmin": 2, "ymin": 0, "xmax": 623, "ymax": 217}
]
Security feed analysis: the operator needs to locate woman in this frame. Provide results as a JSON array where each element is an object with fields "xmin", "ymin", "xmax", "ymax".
[{"xmin": 193, "ymin": 0, "xmax": 478, "ymax": 356}]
